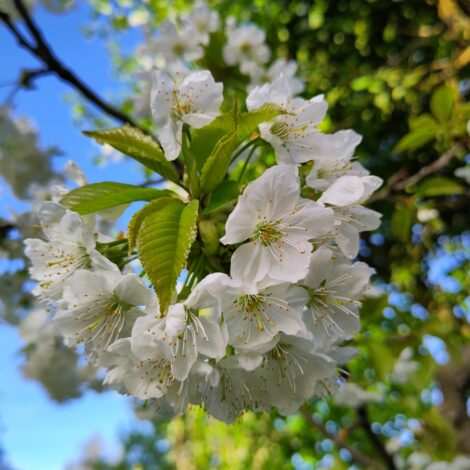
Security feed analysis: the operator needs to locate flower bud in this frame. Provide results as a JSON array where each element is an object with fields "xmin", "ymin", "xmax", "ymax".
[{"xmin": 198, "ymin": 219, "xmax": 220, "ymax": 255}]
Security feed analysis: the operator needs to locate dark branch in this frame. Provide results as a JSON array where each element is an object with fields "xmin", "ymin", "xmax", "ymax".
[
  {"xmin": 357, "ymin": 406, "xmax": 398, "ymax": 470},
  {"xmin": 370, "ymin": 143, "xmax": 464, "ymax": 202},
  {"xmin": 1, "ymin": 1, "xmax": 140, "ymax": 130},
  {"xmin": 1, "ymin": 1, "xmax": 183, "ymax": 174},
  {"xmin": 19, "ymin": 67, "xmax": 51, "ymax": 88},
  {"xmin": 0, "ymin": 10, "xmax": 36, "ymax": 52}
]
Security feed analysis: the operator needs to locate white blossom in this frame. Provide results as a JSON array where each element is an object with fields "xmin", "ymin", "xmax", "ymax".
[
  {"xmin": 19, "ymin": 307, "xmax": 99, "ymax": 402},
  {"xmin": 24, "ymin": 202, "xmax": 116, "ymax": 301},
  {"xmin": 315, "ymin": 175, "xmax": 382, "ymax": 258},
  {"xmin": 306, "ymin": 157, "xmax": 367, "ymax": 192},
  {"xmin": 330, "ymin": 205, "xmax": 382, "ymax": 258},
  {"xmin": 0, "ymin": 106, "xmax": 58, "ymax": 199},
  {"xmin": 249, "ymin": 58, "xmax": 305, "ymax": 95},
  {"xmin": 131, "ymin": 281, "xmax": 227, "ymax": 383},
  {"xmin": 223, "ymin": 24, "xmax": 270, "ymax": 73},
  {"xmin": 250, "ymin": 334, "xmax": 339, "ymax": 415},
  {"xmin": 247, "ymin": 75, "xmax": 360, "ymax": 165},
  {"xmin": 182, "ymin": 1, "xmax": 220, "ymax": 45},
  {"xmin": 301, "ymin": 247, "xmax": 374, "ymax": 340},
  {"xmin": 220, "ymin": 165, "xmax": 334, "ymax": 285},
  {"xmin": 335, "ymin": 382, "xmax": 382, "ymax": 407},
  {"xmin": 153, "ymin": 20, "xmax": 203, "ymax": 65},
  {"xmin": 103, "ymin": 337, "xmax": 175, "ymax": 400},
  {"xmin": 64, "ymin": 160, "xmax": 87, "ymax": 186},
  {"xmin": 195, "ymin": 272, "xmax": 308, "ymax": 349},
  {"xmin": 194, "ymin": 352, "xmax": 263, "ymax": 422},
  {"xmin": 54, "ymin": 269, "xmax": 156, "ymax": 361},
  {"xmin": 151, "ymin": 69, "xmax": 223, "ymax": 160},
  {"xmin": 318, "ymin": 174, "xmax": 383, "ymax": 207}
]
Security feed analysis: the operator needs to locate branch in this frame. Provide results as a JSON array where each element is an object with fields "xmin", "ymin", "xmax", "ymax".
[
  {"xmin": 370, "ymin": 143, "xmax": 463, "ymax": 202},
  {"xmin": 19, "ymin": 67, "xmax": 51, "ymax": 88},
  {"xmin": 1, "ymin": 0, "xmax": 183, "ymax": 174},
  {"xmin": 300, "ymin": 405, "xmax": 382, "ymax": 469},
  {"xmin": 140, "ymin": 177, "xmax": 165, "ymax": 187},
  {"xmin": 1, "ymin": 0, "xmax": 140, "ymax": 130},
  {"xmin": 357, "ymin": 406, "xmax": 398, "ymax": 470}
]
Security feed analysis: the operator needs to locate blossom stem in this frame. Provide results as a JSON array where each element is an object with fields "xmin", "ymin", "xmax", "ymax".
[
  {"xmin": 230, "ymin": 137, "xmax": 260, "ymax": 164},
  {"xmin": 237, "ymin": 144, "xmax": 257, "ymax": 183}
]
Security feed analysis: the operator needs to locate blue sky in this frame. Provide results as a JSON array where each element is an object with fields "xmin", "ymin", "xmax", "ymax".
[{"xmin": 0, "ymin": 3, "xmax": 148, "ymax": 469}]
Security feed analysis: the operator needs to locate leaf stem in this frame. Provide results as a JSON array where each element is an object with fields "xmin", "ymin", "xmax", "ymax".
[
  {"xmin": 238, "ymin": 144, "xmax": 258, "ymax": 183},
  {"xmin": 230, "ymin": 137, "xmax": 260, "ymax": 164}
]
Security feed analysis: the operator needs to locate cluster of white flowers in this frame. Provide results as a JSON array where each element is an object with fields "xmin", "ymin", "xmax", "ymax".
[
  {"xmin": 0, "ymin": 106, "xmax": 59, "ymax": 200},
  {"xmin": 23, "ymin": 3, "xmax": 383, "ymax": 423},
  {"xmin": 0, "ymin": 0, "xmax": 74, "ymax": 19},
  {"xmin": 131, "ymin": 2, "xmax": 303, "ymax": 118}
]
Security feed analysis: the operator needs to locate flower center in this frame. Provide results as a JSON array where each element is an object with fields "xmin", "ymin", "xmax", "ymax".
[
  {"xmin": 171, "ymin": 90, "xmax": 193, "ymax": 120},
  {"xmin": 172, "ymin": 42, "xmax": 185, "ymax": 56},
  {"xmin": 270, "ymin": 120, "xmax": 290, "ymax": 141},
  {"xmin": 240, "ymin": 42, "xmax": 252, "ymax": 54},
  {"xmin": 266, "ymin": 343, "xmax": 307, "ymax": 392},
  {"xmin": 235, "ymin": 294, "xmax": 265, "ymax": 314},
  {"xmin": 252, "ymin": 220, "xmax": 282, "ymax": 247}
]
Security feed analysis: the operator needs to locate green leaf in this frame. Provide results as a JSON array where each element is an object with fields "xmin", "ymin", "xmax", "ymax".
[
  {"xmin": 430, "ymin": 85, "xmax": 455, "ymax": 122},
  {"xmin": 127, "ymin": 197, "xmax": 172, "ymax": 253},
  {"xmin": 391, "ymin": 206, "xmax": 415, "ymax": 242},
  {"xmin": 409, "ymin": 114, "xmax": 437, "ymax": 131},
  {"xmin": 60, "ymin": 182, "xmax": 169, "ymax": 215},
  {"xmin": 200, "ymin": 131, "xmax": 238, "ymax": 194},
  {"xmin": 203, "ymin": 179, "xmax": 240, "ymax": 215},
  {"xmin": 137, "ymin": 198, "xmax": 199, "ymax": 313},
  {"xmin": 416, "ymin": 176, "xmax": 465, "ymax": 197},
  {"xmin": 83, "ymin": 125, "xmax": 180, "ymax": 183},
  {"xmin": 395, "ymin": 126, "xmax": 436, "ymax": 152},
  {"xmin": 190, "ymin": 104, "xmax": 285, "ymax": 170},
  {"xmin": 190, "ymin": 114, "xmax": 234, "ymax": 171}
]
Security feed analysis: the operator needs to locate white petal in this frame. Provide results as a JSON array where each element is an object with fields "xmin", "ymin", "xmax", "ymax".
[
  {"xmin": 195, "ymin": 317, "xmax": 227, "ymax": 360},
  {"xmin": 151, "ymin": 69, "xmax": 174, "ymax": 127},
  {"xmin": 319, "ymin": 175, "xmax": 367, "ymax": 206},
  {"xmin": 172, "ymin": 336, "xmax": 197, "ymax": 381},
  {"xmin": 165, "ymin": 304, "xmax": 187, "ymax": 337},
  {"xmin": 303, "ymin": 247, "xmax": 335, "ymax": 287},
  {"xmin": 230, "ymin": 242, "xmax": 271, "ymax": 285},
  {"xmin": 113, "ymin": 273, "xmax": 153, "ymax": 307},
  {"xmin": 269, "ymin": 242, "xmax": 312, "ymax": 283},
  {"xmin": 284, "ymin": 200, "xmax": 334, "ymax": 239},
  {"xmin": 295, "ymin": 95, "xmax": 328, "ymax": 126},
  {"xmin": 180, "ymin": 70, "xmax": 223, "ymax": 117},
  {"xmin": 335, "ymin": 222, "xmax": 360, "ymax": 258},
  {"xmin": 159, "ymin": 119, "xmax": 183, "ymax": 161},
  {"xmin": 310, "ymin": 130, "xmax": 362, "ymax": 161}
]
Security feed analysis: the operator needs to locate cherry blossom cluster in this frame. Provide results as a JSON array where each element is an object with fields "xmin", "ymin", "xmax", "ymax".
[
  {"xmin": 23, "ymin": 3, "xmax": 383, "ymax": 423},
  {"xmin": 132, "ymin": 1, "xmax": 303, "ymax": 118}
]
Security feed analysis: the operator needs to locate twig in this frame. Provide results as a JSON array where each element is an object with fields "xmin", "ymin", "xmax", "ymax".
[
  {"xmin": 0, "ymin": 1, "xmax": 183, "ymax": 174},
  {"xmin": 19, "ymin": 67, "xmax": 51, "ymax": 88},
  {"xmin": 300, "ymin": 405, "xmax": 382, "ymax": 469},
  {"xmin": 370, "ymin": 143, "xmax": 463, "ymax": 202},
  {"xmin": 358, "ymin": 406, "xmax": 398, "ymax": 470},
  {"xmin": 5, "ymin": 0, "xmax": 141, "ymax": 129},
  {"xmin": 140, "ymin": 177, "xmax": 165, "ymax": 187}
]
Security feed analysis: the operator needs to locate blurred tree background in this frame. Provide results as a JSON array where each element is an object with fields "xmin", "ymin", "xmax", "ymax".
[{"xmin": 1, "ymin": 0, "xmax": 469, "ymax": 469}]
